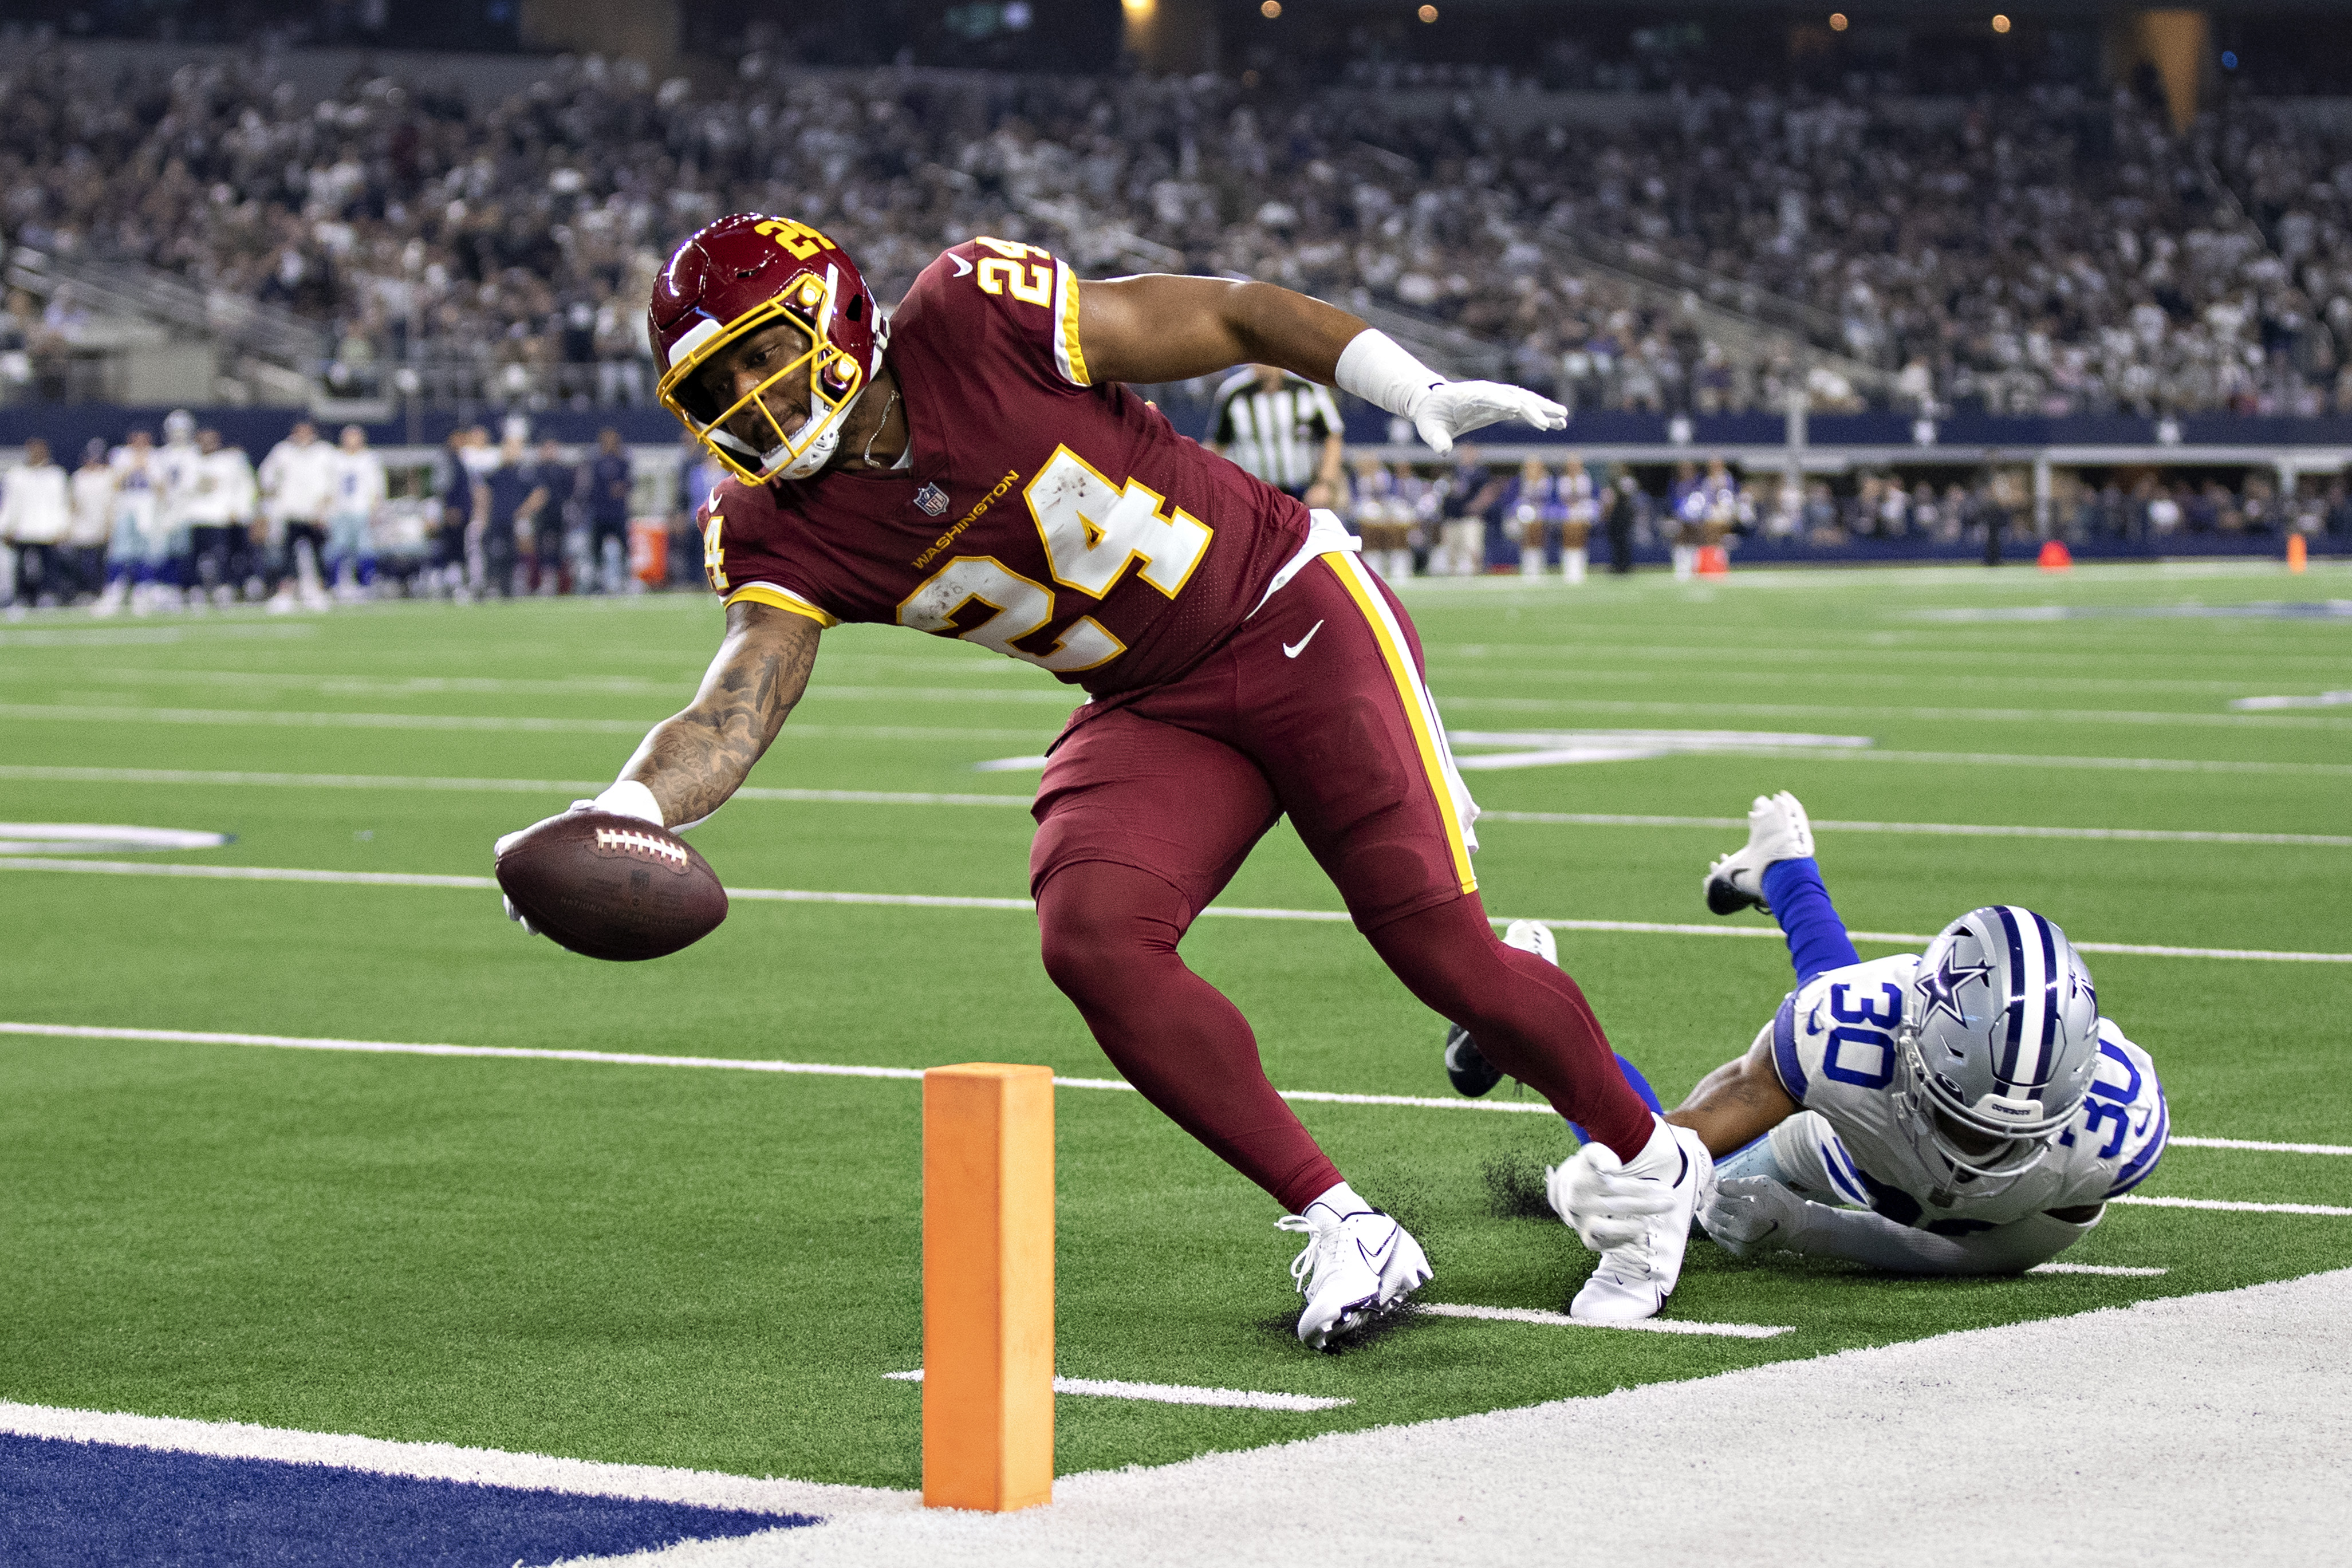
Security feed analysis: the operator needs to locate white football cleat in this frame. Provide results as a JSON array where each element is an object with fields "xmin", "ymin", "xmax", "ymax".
[
  {"xmin": 1551, "ymin": 1120, "xmax": 1715, "ymax": 1323},
  {"xmin": 1278, "ymin": 1199, "xmax": 1431, "ymax": 1350},
  {"xmin": 1501, "ymin": 918, "xmax": 1557, "ymax": 966},
  {"xmin": 1703, "ymin": 790, "xmax": 1816, "ymax": 916}
]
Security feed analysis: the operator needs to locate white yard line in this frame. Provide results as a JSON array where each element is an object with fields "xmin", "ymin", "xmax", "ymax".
[
  {"xmin": 0, "ymin": 765, "xmax": 1038, "ymax": 807},
  {"xmin": 3, "ymin": 1025, "xmax": 2341, "ymax": 1194},
  {"xmin": 1436, "ymin": 699, "xmax": 2352, "ymax": 730},
  {"xmin": 3, "ymin": 765, "xmax": 2339, "ymax": 848},
  {"xmin": 1414, "ymin": 1302, "xmax": 1792, "ymax": 1338},
  {"xmin": 0, "ymin": 1398, "xmax": 908, "ymax": 1519},
  {"xmin": 4, "ymin": 857, "xmax": 2346, "ymax": 964},
  {"xmin": 2112, "ymin": 1195, "xmax": 2352, "ymax": 1217},
  {"xmin": 880, "ymin": 1371, "xmax": 1349, "ymax": 1413},
  {"xmin": 0, "ymin": 703, "xmax": 1048, "ymax": 743},
  {"xmin": 2028, "ymin": 1262, "xmax": 2169, "ymax": 1277},
  {"xmin": 2170, "ymin": 1136, "xmax": 2352, "ymax": 1156}
]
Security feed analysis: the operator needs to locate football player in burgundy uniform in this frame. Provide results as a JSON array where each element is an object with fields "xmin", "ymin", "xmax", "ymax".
[{"xmin": 500, "ymin": 214, "xmax": 1713, "ymax": 1345}]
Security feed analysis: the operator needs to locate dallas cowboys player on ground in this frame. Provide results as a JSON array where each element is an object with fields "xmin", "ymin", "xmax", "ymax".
[{"xmin": 1545, "ymin": 792, "xmax": 2168, "ymax": 1300}]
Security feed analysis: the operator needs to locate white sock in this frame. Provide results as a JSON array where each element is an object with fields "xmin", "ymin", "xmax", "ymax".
[{"xmin": 1305, "ymin": 1180, "xmax": 1371, "ymax": 1220}]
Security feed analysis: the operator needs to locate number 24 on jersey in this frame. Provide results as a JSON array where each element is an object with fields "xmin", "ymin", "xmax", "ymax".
[{"xmin": 896, "ymin": 446, "xmax": 1212, "ymax": 673}]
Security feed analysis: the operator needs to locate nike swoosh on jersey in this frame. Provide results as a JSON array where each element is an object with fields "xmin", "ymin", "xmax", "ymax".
[
  {"xmin": 1283, "ymin": 620, "xmax": 1325, "ymax": 659},
  {"xmin": 950, "ymin": 254, "xmax": 974, "ymax": 277}
]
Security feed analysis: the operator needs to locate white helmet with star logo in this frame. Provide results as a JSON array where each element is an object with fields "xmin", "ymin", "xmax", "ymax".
[{"xmin": 1895, "ymin": 905, "xmax": 2102, "ymax": 1184}]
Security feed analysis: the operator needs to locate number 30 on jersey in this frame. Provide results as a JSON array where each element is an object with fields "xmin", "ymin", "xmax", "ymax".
[{"xmin": 896, "ymin": 446, "xmax": 1211, "ymax": 673}]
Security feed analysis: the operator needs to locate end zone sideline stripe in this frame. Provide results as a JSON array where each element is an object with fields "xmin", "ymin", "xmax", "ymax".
[
  {"xmin": 0, "ymin": 1398, "xmax": 897, "ymax": 1513},
  {"xmin": 1, "ymin": 857, "xmax": 2344, "ymax": 965},
  {"xmin": 6, "ymin": 1025, "xmax": 2347, "ymax": 1160}
]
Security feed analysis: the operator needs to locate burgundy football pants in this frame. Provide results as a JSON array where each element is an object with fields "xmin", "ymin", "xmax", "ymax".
[{"xmin": 1031, "ymin": 553, "xmax": 1654, "ymax": 1212}]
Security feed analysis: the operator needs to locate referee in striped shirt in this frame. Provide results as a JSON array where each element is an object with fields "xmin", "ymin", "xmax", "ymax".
[{"xmin": 1207, "ymin": 365, "xmax": 1346, "ymax": 502}]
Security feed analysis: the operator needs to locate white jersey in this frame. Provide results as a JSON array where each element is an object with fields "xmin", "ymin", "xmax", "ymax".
[
  {"xmin": 181, "ymin": 448, "xmax": 257, "ymax": 527},
  {"xmin": 326, "ymin": 448, "xmax": 387, "ymax": 519},
  {"xmin": 1, "ymin": 462, "xmax": 70, "ymax": 543},
  {"xmin": 153, "ymin": 439, "xmax": 202, "ymax": 530},
  {"xmin": 111, "ymin": 447, "xmax": 163, "ymax": 531},
  {"xmin": 259, "ymin": 438, "xmax": 340, "ymax": 523},
  {"xmin": 1765, "ymin": 953, "xmax": 2168, "ymax": 1230},
  {"xmin": 67, "ymin": 466, "xmax": 116, "ymax": 546}
]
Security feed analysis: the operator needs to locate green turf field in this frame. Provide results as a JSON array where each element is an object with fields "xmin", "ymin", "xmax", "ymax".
[{"xmin": 2, "ymin": 560, "xmax": 2347, "ymax": 1488}]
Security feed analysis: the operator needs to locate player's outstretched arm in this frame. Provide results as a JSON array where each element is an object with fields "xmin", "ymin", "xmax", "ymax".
[
  {"xmin": 1702, "ymin": 1179, "xmax": 2095, "ymax": 1275},
  {"xmin": 612, "ymin": 600, "xmax": 819, "ymax": 829},
  {"xmin": 1666, "ymin": 1035, "xmax": 1801, "ymax": 1156},
  {"xmin": 1076, "ymin": 275, "xmax": 1565, "ymax": 455}
]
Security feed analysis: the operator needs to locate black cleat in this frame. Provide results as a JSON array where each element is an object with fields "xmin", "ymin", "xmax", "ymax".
[{"xmin": 1444, "ymin": 1023, "xmax": 1504, "ymax": 1097}]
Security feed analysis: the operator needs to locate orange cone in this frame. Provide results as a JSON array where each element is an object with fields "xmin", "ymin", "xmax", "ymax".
[
  {"xmin": 2037, "ymin": 539, "xmax": 2073, "ymax": 572},
  {"xmin": 2288, "ymin": 533, "xmax": 2308, "ymax": 573}
]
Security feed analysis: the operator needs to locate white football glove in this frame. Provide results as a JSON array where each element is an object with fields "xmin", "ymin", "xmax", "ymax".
[
  {"xmin": 1407, "ymin": 380, "xmax": 1569, "ymax": 457},
  {"xmin": 1698, "ymin": 1176, "xmax": 1811, "ymax": 1259},
  {"xmin": 1546, "ymin": 1141, "xmax": 1684, "ymax": 1254}
]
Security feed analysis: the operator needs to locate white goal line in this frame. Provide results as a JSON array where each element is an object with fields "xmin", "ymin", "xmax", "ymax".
[
  {"xmin": 3, "ymin": 854, "xmax": 2346, "ymax": 965},
  {"xmin": 6, "ymin": 1023, "xmax": 2348, "ymax": 1168},
  {"xmin": 3, "ymin": 765, "xmax": 2345, "ymax": 849}
]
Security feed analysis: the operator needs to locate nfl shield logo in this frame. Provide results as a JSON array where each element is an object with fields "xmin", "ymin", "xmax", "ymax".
[{"xmin": 913, "ymin": 483, "xmax": 950, "ymax": 517}]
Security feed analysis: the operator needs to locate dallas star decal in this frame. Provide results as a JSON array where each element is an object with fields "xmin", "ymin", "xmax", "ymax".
[{"xmin": 1918, "ymin": 945, "xmax": 1993, "ymax": 1030}]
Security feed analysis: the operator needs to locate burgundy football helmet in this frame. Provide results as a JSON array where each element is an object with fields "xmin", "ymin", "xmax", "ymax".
[{"xmin": 650, "ymin": 214, "xmax": 888, "ymax": 483}]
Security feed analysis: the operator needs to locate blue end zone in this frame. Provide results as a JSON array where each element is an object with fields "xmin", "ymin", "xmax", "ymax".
[
  {"xmin": 1566, "ymin": 1053, "xmax": 1664, "ymax": 1145},
  {"xmin": 0, "ymin": 1432, "xmax": 817, "ymax": 1567}
]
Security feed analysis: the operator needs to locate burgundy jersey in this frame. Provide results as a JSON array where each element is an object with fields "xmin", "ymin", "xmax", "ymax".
[{"xmin": 698, "ymin": 238, "xmax": 1313, "ymax": 695}]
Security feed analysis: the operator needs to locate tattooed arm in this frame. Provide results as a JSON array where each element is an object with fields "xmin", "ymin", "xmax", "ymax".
[
  {"xmin": 1666, "ymin": 1033, "xmax": 1802, "ymax": 1156},
  {"xmin": 614, "ymin": 601, "xmax": 820, "ymax": 828}
]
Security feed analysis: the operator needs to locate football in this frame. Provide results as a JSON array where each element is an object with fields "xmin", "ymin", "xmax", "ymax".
[{"xmin": 494, "ymin": 810, "xmax": 728, "ymax": 962}]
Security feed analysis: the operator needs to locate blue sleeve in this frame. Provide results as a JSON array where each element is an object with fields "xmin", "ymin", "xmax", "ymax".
[{"xmin": 1761, "ymin": 857, "xmax": 1860, "ymax": 988}]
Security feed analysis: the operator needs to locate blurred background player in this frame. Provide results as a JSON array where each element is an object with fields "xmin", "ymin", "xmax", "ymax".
[
  {"xmin": 64, "ymin": 439, "xmax": 115, "ymax": 604},
  {"xmin": 1506, "ymin": 456, "xmax": 1560, "ymax": 578},
  {"xmin": 1602, "ymin": 465, "xmax": 1642, "ymax": 575},
  {"xmin": 1, "ymin": 437, "xmax": 69, "ymax": 611},
  {"xmin": 479, "ymin": 433, "xmax": 546, "ymax": 599},
  {"xmin": 1559, "ymin": 455, "xmax": 1597, "ymax": 584},
  {"xmin": 1348, "ymin": 454, "xmax": 1414, "ymax": 582},
  {"xmin": 259, "ymin": 419, "xmax": 337, "ymax": 612},
  {"xmin": 1206, "ymin": 361, "xmax": 1344, "ymax": 503},
  {"xmin": 1552, "ymin": 791, "xmax": 2168, "ymax": 1301},
  {"xmin": 182, "ymin": 428, "xmax": 258, "ymax": 608},
  {"xmin": 325, "ymin": 425, "xmax": 387, "ymax": 603},
  {"xmin": 153, "ymin": 409, "xmax": 202, "ymax": 608},
  {"xmin": 585, "ymin": 428, "xmax": 636, "ymax": 595},
  {"xmin": 525, "ymin": 437, "xmax": 576, "ymax": 596},
  {"xmin": 1433, "ymin": 445, "xmax": 1500, "ymax": 576},
  {"xmin": 94, "ymin": 428, "xmax": 163, "ymax": 616},
  {"xmin": 431, "ymin": 427, "xmax": 484, "ymax": 600}
]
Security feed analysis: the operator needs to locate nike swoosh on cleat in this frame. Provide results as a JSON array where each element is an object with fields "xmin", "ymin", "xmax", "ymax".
[
  {"xmin": 1357, "ymin": 1231, "xmax": 1398, "ymax": 1269},
  {"xmin": 1283, "ymin": 620, "xmax": 1324, "ymax": 659}
]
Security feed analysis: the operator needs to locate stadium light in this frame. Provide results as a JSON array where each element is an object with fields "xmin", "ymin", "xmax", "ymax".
[
  {"xmin": 1419, "ymin": 3, "xmax": 1439, "ymax": 21},
  {"xmin": 1260, "ymin": 0, "xmax": 1281, "ymax": 16},
  {"xmin": 1829, "ymin": 13, "xmax": 1847, "ymax": 31},
  {"xmin": 1121, "ymin": 0, "xmax": 1152, "ymax": 16},
  {"xmin": 1992, "ymin": 14, "xmax": 2011, "ymax": 33}
]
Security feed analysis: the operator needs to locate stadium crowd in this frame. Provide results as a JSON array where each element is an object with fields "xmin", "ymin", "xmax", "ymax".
[
  {"xmin": 5, "ymin": 409, "xmax": 2342, "ymax": 612},
  {"xmin": 6, "ymin": 47, "xmax": 2352, "ymax": 419}
]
